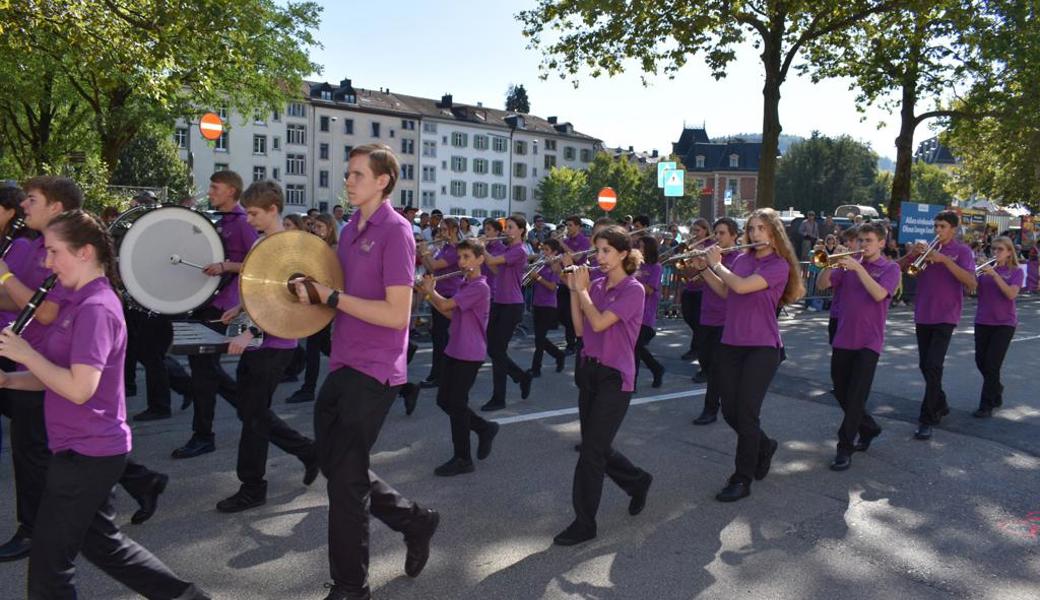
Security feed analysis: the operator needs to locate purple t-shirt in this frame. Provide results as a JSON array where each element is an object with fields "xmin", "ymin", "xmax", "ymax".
[
  {"xmin": 482, "ymin": 240, "xmax": 505, "ymax": 301},
  {"xmin": 445, "ymin": 275, "xmax": 490, "ymax": 362},
  {"xmin": 0, "ymin": 237, "xmax": 33, "ymax": 327},
  {"xmin": 588, "ymin": 256, "xmax": 607, "ymax": 282},
  {"xmin": 635, "ymin": 262, "xmax": 662, "ymax": 327},
  {"xmin": 831, "ymin": 257, "xmax": 901, "ymax": 354},
  {"xmin": 581, "ymin": 276, "xmax": 645, "ymax": 392},
  {"xmin": 532, "ymin": 265, "xmax": 558, "ymax": 308},
  {"xmin": 699, "ymin": 250, "xmax": 738, "ymax": 327},
  {"xmin": 211, "ymin": 205, "xmax": 259, "ymax": 311},
  {"xmin": 41, "ymin": 277, "xmax": 131, "ymax": 456},
  {"xmin": 7, "ymin": 237, "xmax": 69, "ymax": 356},
  {"xmin": 433, "ymin": 244, "xmax": 461, "ymax": 297},
  {"xmin": 721, "ymin": 252, "xmax": 790, "ymax": 348},
  {"xmin": 492, "ymin": 243, "xmax": 526, "ymax": 305},
  {"xmin": 329, "ymin": 201, "xmax": 415, "ymax": 385},
  {"xmin": 914, "ymin": 240, "xmax": 974, "ymax": 326},
  {"xmin": 562, "ymin": 234, "xmax": 591, "ymax": 288},
  {"xmin": 975, "ymin": 265, "xmax": 1023, "ymax": 327}
]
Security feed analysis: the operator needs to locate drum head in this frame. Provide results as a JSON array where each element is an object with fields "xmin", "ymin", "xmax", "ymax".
[{"xmin": 117, "ymin": 206, "xmax": 225, "ymax": 315}]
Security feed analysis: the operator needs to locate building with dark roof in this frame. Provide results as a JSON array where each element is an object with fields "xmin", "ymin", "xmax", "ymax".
[
  {"xmin": 915, "ymin": 136, "xmax": 958, "ymax": 169},
  {"xmin": 673, "ymin": 127, "xmax": 764, "ymax": 218}
]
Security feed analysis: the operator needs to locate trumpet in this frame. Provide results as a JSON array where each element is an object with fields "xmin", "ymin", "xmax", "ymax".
[
  {"xmin": 811, "ymin": 249, "xmax": 864, "ymax": 270},
  {"xmin": 974, "ymin": 257, "xmax": 998, "ymax": 275},
  {"xmin": 905, "ymin": 236, "xmax": 940, "ymax": 277},
  {"xmin": 664, "ymin": 241, "xmax": 766, "ymax": 266}
]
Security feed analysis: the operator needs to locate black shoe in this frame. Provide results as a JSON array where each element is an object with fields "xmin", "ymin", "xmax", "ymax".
[
  {"xmin": 216, "ymin": 489, "xmax": 266, "ymax": 513},
  {"xmin": 629, "ymin": 474, "xmax": 652, "ymax": 516},
  {"xmin": 853, "ymin": 429, "xmax": 882, "ymax": 452},
  {"xmin": 519, "ymin": 372, "xmax": 533, "ymax": 400},
  {"xmin": 133, "ymin": 408, "xmax": 172, "ymax": 422},
  {"xmin": 280, "ymin": 373, "xmax": 299, "ymax": 383},
  {"xmin": 914, "ymin": 424, "xmax": 933, "ymax": 440},
  {"xmin": 433, "ymin": 457, "xmax": 475, "ymax": 477},
  {"xmin": 131, "ymin": 473, "xmax": 168, "ymax": 525},
  {"xmin": 303, "ymin": 457, "xmax": 320, "ymax": 486},
  {"xmin": 651, "ymin": 367, "xmax": 665, "ymax": 389},
  {"xmin": 973, "ymin": 407, "xmax": 993, "ymax": 418},
  {"xmin": 322, "ymin": 584, "xmax": 369, "ymax": 600},
  {"xmin": 681, "ymin": 349, "xmax": 697, "ymax": 361},
  {"xmin": 477, "ymin": 422, "xmax": 499, "ymax": 460},
  {"xmin": 180, "ymin": 394, "xmax": 195, "ymax": 410},
  {"xmin": 691, "ymin": 371, "xmax": 707, "ymax": 384},
  {"xmin": 556, "ymin": 354, "xmax": 566, "ymax": 373},
  {"xmin": 527, "ymin": 368, "xmax": 542, "ymax": 379},
  {"xmin": 553, "ymin": 522, "xmax": 596, "ymax": 546},
  {"xmin": 287, "ymin": 388, "xmax": 315, "ymax": 404},
  {"xmin": 715, "ymin": 481, "xmax": 750, "ymax": 502},
  {"xmin": 754, "ymin": 439, "xmax": 779, "ymax": 481},
  {"xmin": 0, "ymin": 532, "xmax": 31, "ymax": 562},
  {"xmin": 402, "ymin": 384, "xmax": 419, "ymax": 416},
  {"xmin": 171, "ymin": 436, "xmax": 215, "ymax": 459},
  {"xmin": 830, "ymin": 453, "xmax": 852, "ymax": 471},
  {"xmin": 419, "ymin": 378, "xmax": 440, "ymax": 390},
  {"xmin": 938, "ymin": 406, "xmax": 950, "ymax": 418},
  {"xmin": 692, "ymin": 410, "xmax": 717, "ymax": 426},
  {"xmin": 178, "ymin": 584, "xmax": 213, "ymax": 600},
  {"xmin": 480, "ymin": 399, "xmax": 505, "ymax": 412},
  {"xmin": 404, "ymin": 508, "xmax": 439, "ymax": 577}
]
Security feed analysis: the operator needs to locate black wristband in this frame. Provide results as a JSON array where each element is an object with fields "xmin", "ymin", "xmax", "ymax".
[
  {"xmin": 247, "ymin": 326, "xmax": 262, "ymax": 338},
  {"xmin": 326, "ymin": 290, "xmax": 340, "ymax": 308}
]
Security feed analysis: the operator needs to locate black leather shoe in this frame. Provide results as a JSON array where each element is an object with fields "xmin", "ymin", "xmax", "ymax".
[
  {"xmin": 133, "ymin": 408, "xmax": 172, "ymax": 422},
  {"xmin": 480, "ymin": 399, "xmax": 505, "ymax": 412},
  {"xmin": 556, "ymin": 354, "xmax": 566, "ymax": 373},
  {"xmin": 830, "ymin": 453, "xmax": 852, "ymax": 471},
  {"xmin": 477, "ymin": 422, "xmax": 499, "ymax": 460},
  {"xmin": 402, "ymin": 383, "xmax": 419, "ymax": 416},
  {"xmin": 433, "ymin": 457, "xmax": 474, "ymax": 477},
  {"xmin": 692, "ymin": 410, "xmax": 717, "ymax": 426},
  {"xmin": 216, "ymin": 489, "xmax": 266, "ymax": 513},
  {"xmin": 692, "ymin": 370, "xmax": 707, "ymax": 384},
  {"xmin": 754, "ymin": 439, "xmax": 779, "ymax": 481},
  {"xmin": 287, "ymin": 388, "xmax": 315, "ymax": 404},
  {"xmin": 418, "ymin": 378, "xmax": 439, "ymax": 390},
  {"xmin": 404, "ymin": 509, "xmax": 439, "ymax": 577},
  {"xmin": 322, "ymin": 583, "xmax": 369, "ymax": 600},
  {"xmin": 0, "ymin": 532, "xmax": 31, "ymax": 562},
  {"xmin": 715, "ymin": 481, "xmax": 750, "ymax": 502},
  {"xmin": 303, "ymin": 457, "xmax": 320, "ymax": 486},
  {"xmin": 651, "ymin": 367, "xmax": 665, "ymax": 389},
  {"xmin": 854, "ymin": 429, "xmax": 882, "ymax": 452},
  {"xmin": 973, "ymin": 407, "xmax": 993, "ymax": 418},
  {"xmin": 914, "ymin": 424, "xmax": 933, "ymax": 440},
  {"xmin": 519, "ymin": 372, "xmax": 533, "ymax": 400},
  {"xmin": 171, "ymin": 436, "xmax": 215, "ymax": 459},
  {"xmin": 131, "ymin": 473, "xmax": 169, "ymax": 525},
  {"xmin": 553, "ymin": 522, "xmax": 596, "ymax": 546},
  {"xmin": 629, "ymin": 474, "xmax": 652, "ymax": 516},
  {"xmin": 180, "ymin": 394, "xmax": 194, "ymax": 410},
  {"xmin": 681, "ymin": 349, "xmax": 697, "ymax": 361}
]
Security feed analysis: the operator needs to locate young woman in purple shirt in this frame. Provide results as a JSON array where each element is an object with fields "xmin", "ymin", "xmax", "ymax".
[
  {"xmin": 633, "ymin": 234, "xmax": 665, "ymax": 389},
  {"xmin": 972, "ymin": 236, "xmax": 1023, "ymax": 418},
  {"xmin": 702, "ymin": 208, "xmax": 804, "ymax": 502},
  {"xmin": 553, "ymin": 225, "xmax": 653, "ymax": 547},
  {"xmin": 480, "ymin": 215, "xmax": 534, "ymax": 412},
  {"xmin": 421, "ymin": 240, "xmax": 500, "ymax": 477},
  {"xmin": 480, "ymin": 218, "xmax": 506, "ymax": 301},
  {"xmin": 528, "ymin": 238, "xmax": 567, "ymax": 377},
  {"xmin": 417, "ymin": 217, "xmax": 462, "ymax": 389},
  {"xmin": 0, "ymin": 210, "xmax": 209, "ymax": 599},
  {"xmin": 558, "ymin": 215, "xmax": 590, "ymax": 353}
]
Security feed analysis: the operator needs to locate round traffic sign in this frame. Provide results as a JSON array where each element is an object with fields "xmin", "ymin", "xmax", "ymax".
[
  {"xmin": 597, "ymin": 187, "xmax": 617, "ymax": 211},
  {"xmin": 199, "ymin": 112, "xmax": 224, "ymax": 141}
]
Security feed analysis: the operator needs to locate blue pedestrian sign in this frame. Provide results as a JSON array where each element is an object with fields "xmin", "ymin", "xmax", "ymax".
[
  {"xmin": 657, "ymin": 162, "xmax": 677, "ymax": 188},
  {"xmin": 663, "ymin": 169, "xmax": 684, "ymax": 197}
]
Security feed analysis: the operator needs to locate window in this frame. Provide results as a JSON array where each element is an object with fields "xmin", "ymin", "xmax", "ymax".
[
  {"xmin": 401, "ymin": 139, "xmax": 415, "ymax": 154},
  {"xmin": 252, "ymin": 166, "xmax": 266, "ymax": 182},
  {"xmin": 695, "ymin": 155, "xmax": 705, "ymax": 168},
  {"xmin": 252, "ymin": 135, "xmax": 267, "ymax": 155},
  {"xmin": 343, "ymin": 145, "xmax": 353, "ymax": 160},
  {"xmin": 450, "ymin": 207, "xmax": 468, "ymax": 216},
  {"xmin": 272, "ymin": 167, "xmax": 280, "ymax": 181},
  {"xmin": 422, "ymin": 141, "xmax": 437, "ymax": 157},
  {"xmin": 451, "ymin": 132, "xmax": 468, "ymax": 147},
  {"xmin": 491, "ymin": 183, "xmax": 507, "ymax": 200},
  {"xmin": 287, "ymin": 124, "xmax": 306, "ymax": 145},
  {"xmin": 729, "ymin": 154, "xmax": 739, "ymax": 168},
  {"xmin": 512, "ymin": 185, "xmax": 527, "ymax": 202},
  {"xmin": 320, "ymin": 90, "xmax": 332, "ymax": 101},
  {"xmin": 450, "ymin": 180, "xmax": 466, "ymax": 197},
  {"xmin": 287, "ymin": 102, "xmax": 306, "ymax": 118},
  {"xmin": 727, "ymin": 178, "xmax": 738, "ymax": 197},
  {"xmin": 344, "ymin": 119, "xmax": 354, "ymax": 135},
  {"xmin": 514, "ymin": 140, "xmax": 527, "ymax": 155},
  {"xmin": 318, "ymin": 143, "xmax": 328, "ymax": 161},
  {"xmin": 473, "ymin": 158, "xmax": 488, "ymax": 175},
  {"xmin": 214, "ymin": 162, "xmax": 229, "ymax": 173},
  {"xmin": 272, "ymin": 109, "xmax": 281, "ymax": 122},
  {"xmin": 401, "ymin": 119, "xmax": 416, "ymax": 130},
  {"xmin": 174, "ymin": 128, "xmax": 188, "ymax": 149},
  {"xmin": 285, "ymin": 184, "xmax": 305, "ymax": 205},
  {"xmin": 272, "ymin": 136, "xmax": 281, "ymax": 151},
  {"xmin": 473, "ymin": 182, "xmax": 488, "ymax": 198},
  {"xmin": 580, "ymin": 149, "xmax": 592, "ymax": 162},
  {"xmin": 492, "ymin": 137, "xmax": 507, "ymax": 152},
  {"xmin": 451, "ymin": 156, "xmax": 467, "ymax": 172},
  {"xmin": 371, "ymin": 122, "xmax": 381, "ymax": 137},
  {"xmin": 423, "ymin": 122, "xmax": 437, "ymax": 133},
  {"xmin": 492, "ymin": 160, "xmax": 504, "ymax": 176},
  {"xmin": 400, "ymin": 190, "xmax": 414, "ymax": 205},
  {"xmin": 217, "ymin": 106, "xmax": 228, "ymax": 120},
  {"xmin": 513, "ymin": 163, "xmax": 527, "ymax": 178},
  {"xmin": 390, "ymin": 129, "xmax": 395, "ymax": 138},
  {"xmin": 545, "ymin": 139, "xmax": 557, "ymax": 151},
  {"xmin": 422, "ymin": 166, "xmax": 436, "ymax": 182},
  {"xmin": 563, "ymin": 146, "xmax": 576, "ymax": 160},
  {"xmin": 544, "ymin": 155, "xmax": 557, "ymax": 169},
  {"xmin": 441, "ymin": 160, "xmax": 447, "ymax": 170},
  {"xmin": 472, "ymin": 208, "xmax": 488, "ymax": 218},
  {"xmin": 215, "ymin": 131, "xmax": 229, "ymax": 152},
  {"xmin": 421, "ymin": 190, "xmax": 435, "ymax": 207},
  {"xmin": 490, "ymin": 210, "xmax": 506, "ymax": 218},
  {"xmin": 319, "ymin": 170, "xmax": 329, "ymax": 188},
  {"xmin": 473, "ymin": 135, "xmax": 489, "ymax": 150},
  {"xmin": 401, "ymin": 164, "xmax": 415, "ymax": 180},
  {"xmin": 320, "ymin": 116, "xmax": 330, "ymax": 132},
  {"xmin": 286, "ymin": 153, "xmax": 305, "ymax": 175}
]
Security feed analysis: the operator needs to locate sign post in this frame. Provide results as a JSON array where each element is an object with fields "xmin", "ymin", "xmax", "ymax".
[{"xmin": 662, "ymin": 168, "xmax": 684, "ymax": 225}]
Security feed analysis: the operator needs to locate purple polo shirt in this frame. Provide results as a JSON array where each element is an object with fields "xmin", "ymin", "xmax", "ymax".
[
  {"xmin": 635, "ymin": 262, "xmax": 662, "ymax": 327},
  {"xmin": 975, "ymin": 265, "xmax": 1023, "ymax": 327},
  {"xmin": 211, "ymin": 205, "xmax": 259, "ymax": 311},
  {"xmin": 329, "ymin": 201, "xmax": 415, "ymax": 385},
  {"xmin": 581, "ymin": 276, "xmax": 644, "ymax": 392},
  {"xmin": 492, "ymin": 243, "xmax": 526, "ymax": 305},
  {"xmin": 721, "ymin": 252, "xmax": 789, "ymax": 348},
  {"xmin": 699, "ymin": 250, "xmax": 738, "ymax": 327},
  {"xmin": 7, "ymin": 237, "xmax": 69, "ymax": 356},
  {"xmin": 0, "ymin": 237, "xmax": 33, "ymax": 327},
  {"xmin": 445, "ymin": 275, "xmax": 490, "ymax": 362},
  {"xmin": 914, "ymin": 240, "xmax": 974, "ymax": 326},
  {"xmin": 482, "ymin": 240, "xmax": 505, "ymax": 301},
  {"xmin": 42, "ymin": 277, "xmax": 131, "ymax": 456},
  {"xmin": 831, "ymin": 257, "xmax": 901, "ymax": 354},
  {"xmin": 434, "ymin": 244, "xmax": 461, "ymax": 297},
  {"xmin": 564, "ymin": 233, "xmax": 591, "ymax": 259},
  {"xmin": 532, "ymin": 265, "xmax": 558, "ymax": 308}
]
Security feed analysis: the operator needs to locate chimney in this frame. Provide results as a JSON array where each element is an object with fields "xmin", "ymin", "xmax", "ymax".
[
  {"xmin": 477, "ymin": 101, "xmax": 483, "ymax": 107},
  {"xmin": 547, "ymin": 116, "xmax": 557, "ymax": 124},
  {"xmin": 652, "ymin": 149, "xmax": 659, "ymax": 158},
  {"xmin": 385, "ymin": 88, "xmax": 390, "ymax": 94},
  {"xmin": 438, "ymin": 94, "xmax": 453, "ymax": 108},
  {"xmin": 340, "ymin": 78, "xmax": 352, "ymax": 89},
  {"xmin": 628, "ymin": 145, "xmax": 634, "ymax": 152}
]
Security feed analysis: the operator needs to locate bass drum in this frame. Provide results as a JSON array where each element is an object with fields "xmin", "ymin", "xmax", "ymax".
[{"xmin": 111, "ymin": 205, "xmax": 226, "ymax": 316}]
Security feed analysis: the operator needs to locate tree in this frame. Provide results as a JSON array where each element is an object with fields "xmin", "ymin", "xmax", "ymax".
[
  {"xmin": 774, "ymin": 132, "xmax": 879, "ymax": 215},
  {"xmin": 505, "ymin": 84, "xmax": 531, "ymax": 113},
  {"xmin": 909, "ymin": 161, "xmax": 954, "ymax": 207},
  {"xmin": 583, "ymin": 152, "xmax": 648, "ymax": 220},
  {"xmin": 109, "ymin": 127, "xmax": 193, "ymax": 201},
  {"xmin": 517, "ymin": 1, "xmax": 901, "ymax": 209},
  {"xmin": 534, "ymin": 166, "xmax": 588, "ymax": 220}
]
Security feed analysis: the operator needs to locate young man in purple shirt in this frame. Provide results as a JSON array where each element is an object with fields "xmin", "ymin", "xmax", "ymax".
[
  {"xmin": 293, "ymin": 144, "xmax": 439, "ymax": 600},
  {"xmin": 898, "ymin": 211, "xmax": 977, "ymax": 440},
  {"xmin": 558, "ymin": 216, "xmax": 590, "ymax": 354},
  {"xmin": 817, "ymin": 223, "xmax": 900, "ymax": 470}
]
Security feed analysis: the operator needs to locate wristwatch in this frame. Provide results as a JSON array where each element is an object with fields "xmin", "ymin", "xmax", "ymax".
[
  {"xmin": 326, "ymin": 290, "xmax": 340, "ymax": 308},
  {"xmin": 247, "ymin": 326, "xmax": 262, "ymax": 338}
]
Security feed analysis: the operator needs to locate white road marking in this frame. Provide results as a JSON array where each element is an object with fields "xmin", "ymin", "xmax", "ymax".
[{"xmin": 493, "ymin": 388, "xmax": 707, "ymax": 425}]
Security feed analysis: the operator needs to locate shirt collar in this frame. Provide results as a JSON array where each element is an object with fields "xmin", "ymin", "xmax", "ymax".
[{"xmin": 65, "ymin": 276, "xmax": 110, "ymax": 306}]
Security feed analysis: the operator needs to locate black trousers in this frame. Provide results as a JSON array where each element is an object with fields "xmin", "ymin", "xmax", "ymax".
[
  {"xmin": 828, "ymin": 317, "xmax": 838, "ymax": 346},
  {"xmin": 124, "ymin": 311, "xmax": 174, "ymax": 413},
  {"xmin": 716, "ymin": 344, "xmax": 780, "ymax": 485},
  {"xmin": 556, "ymin": 286, "xmax": 577, "ymax": 348},
  {"xmin": 487, "ymin": 303, "xmax": 525, "ymax": 403},
  {"xmin": 696, "ymin": 324, "xmax": 724, "ymax": 414},
  {"xmin": 572, "ymin": 359, "xmax": 648, "ymax": 532},
  {"xmin": 301, "ymin": 324, "xmax": 332, "ymax": 393},
  {"xmin": 435, "ymin": 357, "xmax": 491, "ymax": 460},
  {"xmin": 830, "ymin": 348, "xmax": 882, "ymax": 453},
  {"xmin": 974, "ymin": 324, "xmax": 1015, "ymax": 410},
  {"xmin": 235, "ymin": 348, "xmax": 315, "ymax": 493},
  {"xmin": 915, "ymin": 323, "xmax": 955, "ymax": 425},
  {"xmin": 316, "ymin": 367, "xmax": 422, "ymax": 596},
  {"xmin": 531, "ymin": 306, "xmax": 563, "ymax": 372},
  {"xmin": 427, "ymin": 308, "xmax": 451, "ymax": 382},
  {"xmin": 187, "ymin": 307, "xmax": 238, "ymax": 438},
  {"xmin": 28, "ymin": 452, "xmax": 194, "ymax": 600},
  {"xmin": 680, "ymin": 290, "xmax": 703, "ymax": 354},
  {"xmin": 0, "ymin": 387, "xmax": 49, "ymax": 538},
  {"xmin": 634, "ymin": 325, "xmax": 663, "ymax": 386}
]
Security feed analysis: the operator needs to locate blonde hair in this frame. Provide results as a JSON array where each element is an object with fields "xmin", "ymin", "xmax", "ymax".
[
  {"xmin": 745, "ymin": 208, "xmax": 804, "ymax": 305},
  {"xmin": 991, "ymin": 236, "xmax": 1019, "ymax": 267}
]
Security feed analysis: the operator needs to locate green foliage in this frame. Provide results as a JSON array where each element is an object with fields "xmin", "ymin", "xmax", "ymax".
[
  {"xmin": 775, "ymin": 132, "xmax": 879, "ymax": 215},
  {"xmin": 39, "ymin": 154, "xmax": 123, "ymax": 215},
  {"xmin": 109, "ymin": 128, "xmax": 193, "ymax": 202},
  {"xmin": 909, "ymin": 161, "xmax": 954, "ymax": 206},
  {"xmin": 505, "ymin": 84, "xmax": 531, "ymax": 114},
  {"xmin": 534, "ymin": 166, "xmax": 588, "ymax": 221}
]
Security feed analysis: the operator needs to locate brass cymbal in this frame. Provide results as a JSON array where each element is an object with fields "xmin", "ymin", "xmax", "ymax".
[{"xmin": 239, "ymin": 231, "xmax": 343, "ymax": 339}]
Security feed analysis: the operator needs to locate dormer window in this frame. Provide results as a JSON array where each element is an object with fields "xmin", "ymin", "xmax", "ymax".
[
  {"xmin": 344, "ymin": 94, "xmax": 356, "ymax": 104},
  {"xmin": 695, "ymin": 155, "xmax": 705, "ymax": 168},
  {"xmin": 320, "ymin": 90, "xmax": 332, "ymax": 101},
  {"xmin": 729, "ymin": 154, "xmax": 739, "ymax": 168}
]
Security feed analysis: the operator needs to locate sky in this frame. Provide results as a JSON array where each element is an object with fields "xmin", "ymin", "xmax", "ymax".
[{"xmin": 304, "ymin": 1, "xmax": 925, "ymax": 162}]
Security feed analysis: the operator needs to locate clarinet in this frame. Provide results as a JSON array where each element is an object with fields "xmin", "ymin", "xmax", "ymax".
[
  {"xmin": 11, "ymin": 274, "xmax": 58, "ymax": 335},
  {"xmin": 0, "ymin": 218, "xmax": 26, "ymax": 258}
]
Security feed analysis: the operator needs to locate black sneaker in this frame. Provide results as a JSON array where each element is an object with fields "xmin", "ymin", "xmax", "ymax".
[
  {"xmin": 715, "ymin": 480, "xmax": 750, "ymax": 502},
  {"xmin": 553, "ymin": 522, "xmax": 596, "ymax": 546},
  {"xmin": 433, "ymin": 457, "xmax": 474, "ymax": 477},
  {"xmin": 830, "ymin": 453, "xmax": 852, "ymax": 471},
  {"xmin": 519, "ymin": 371, "xmax": 533, "ymax": 400},
  {"xmin": 0, "ymin": 532, "xmax": 32, "ymax": 562},
  {"xmin": 216, "ymin": 489, "xmax": 266, "ymax": 513},
  {"xmin": 401, "ymin": 383, "xmax": 419, "ymax": 416},
  {"xmin": 692, "ymin": 410, "xmax": 717, "ymax": 426},
  {"xmin": 628, "ymin": 474, "xmax": 652, "ymax": 515},
  {"xmin": 481, "ymin": 399, "xmax": 505, "ymax": 412},
  {"xmin": 287, "ymin": 388, "xmax": 315, "ymax": 404},
  {"xmin": 651, "ymin": 367, "xmax": 665, "ymax": 388},
  {"xmin": 914, "ymin": 424, "xmax": 933, "ymax": 440},
  {"xmin": 171, "ymin": 436, "xmax": 215, "ymax": 459},
  {"xmin": 477, "ymin": 422, "xmax": 500, "ymax": 460}
]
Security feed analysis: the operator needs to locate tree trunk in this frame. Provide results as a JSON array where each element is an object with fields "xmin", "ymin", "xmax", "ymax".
[{"xmin": 757, "ymin": 27, "xmax": 784, "ymax": 210}]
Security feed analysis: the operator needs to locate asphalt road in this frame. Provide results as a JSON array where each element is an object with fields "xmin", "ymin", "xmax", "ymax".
[{"xmin": 2, "ymin": 294, "xmax": 1039, "ymax": 599}]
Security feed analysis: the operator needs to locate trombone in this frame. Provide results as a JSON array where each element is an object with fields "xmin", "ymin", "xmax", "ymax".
[
  {"xmin": 811, "ymin": 249, "xmax": 864, "ymax": 270},
  {"xmin": 905, "ymin": 236, "xmax": 940, "ymax": 277},
  {"xmin": 974, "ymin": 257, "xmax": 998, "ymax": 275}
]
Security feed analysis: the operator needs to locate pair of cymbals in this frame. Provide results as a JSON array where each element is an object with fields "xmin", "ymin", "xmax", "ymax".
[{"xmin": 239, "ymin": 231, "xmax": 343, "ymax": 339}]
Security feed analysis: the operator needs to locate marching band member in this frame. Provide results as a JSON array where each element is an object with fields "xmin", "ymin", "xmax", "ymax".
[
  {"xmin": 288, "ymin": 214, "xmax": 339, "ymax": 404},
  {"xmin": 633, "ymin": 234, "xmax": 664, "ymax": 389},
  {"xmin": 421, "ymin": 239, "xmax": 500, "ymax": 476},
  {"xmin": 417, "ymin": 217, "xmax": 462, "ymax": 390},
  {"xmin": 293, "ymin": 144, "xmax": 439, "ymax": 600},
  {"xmin": 558, "ymin": 216, "xmax": 591, "ymax": 354},
  {"xmin": 680, "ymin": 218, "xmax": 712, "ymax": 364},
  {"xmin": 817, "ymin": 223, "xmax": 900, "ymax": 470},
  {"xmin": 825, "ymin": 226, "xmax": 861, "ymax": 345},
  {"xmin": 898, "ymin": 211, "xmax": 976, "ymax": 440},
  {"xmin": 527, "ymin": 238, "xmax": 566, "ymax": 377},
  {"xmin": 972, "ymin": 236, "xmax": 1022, "ymax": 418},
  {"xmin": 703, "ymin": 208, "xmax": 803, "ymax": 502},
  {"xmin": 553, "ymin": 225, "xmax": 653, "ymax": 546},
  {"xmin": 0, "ymin": 210, "xmax": 209, "ymax": 599}
]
